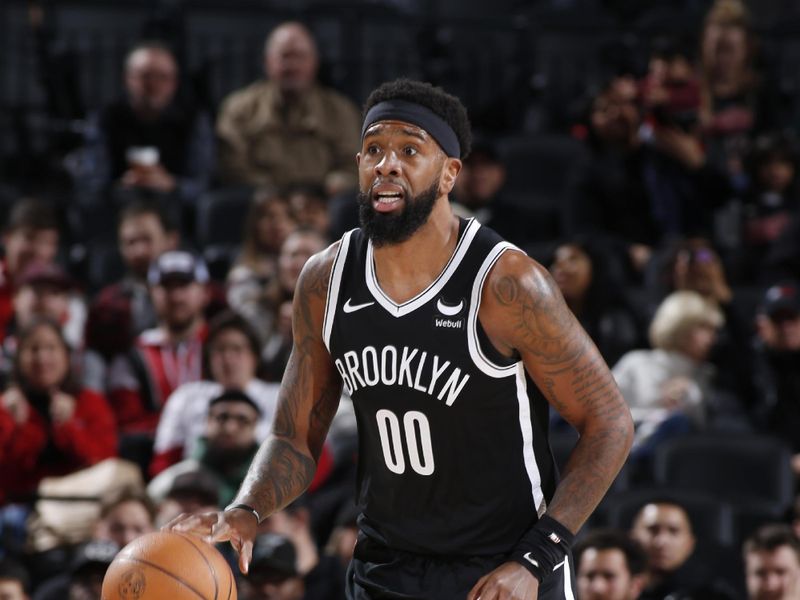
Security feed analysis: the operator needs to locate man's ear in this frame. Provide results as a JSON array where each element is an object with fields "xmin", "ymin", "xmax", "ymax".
[
  {"xmin": 356, "ymin": 152, "xmax": 361, "ymax": 167},
  {"xmin": 438, "ymin": 157, "xmax": 462, "ymax": 196}
]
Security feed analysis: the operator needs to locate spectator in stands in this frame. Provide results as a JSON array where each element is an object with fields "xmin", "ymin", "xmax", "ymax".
[
  {"xmin": 450, "ymin": 140, "xmax": 531, "ymax": 247},
  {"xmin": 0, "ymin": 200, "xmax": 60, "ymax": 340},
  {"xmin": 548, "ymin": 237, "xmax": 643, "ymax": 367},
  {"xmin": 645, "ymin": 237, "xmax": 755, "ymax": 412},
  {"xmin": 93, "ymin": 491, "xmax": 155, "ymax": 549},
  {"xmin": 743, "ymin": 524, "xmax": 800, "ymax": 600},
  {"xmin": 149, "ymin": 389, "xmax": 261, "ymax": 508},
  {"xmin": 0, "ymin": 319, "xmax": 117, "ymax": 504},
  {"xmin": 33, "ymin": 539, "xmax": 118, "ymax": 600},
  {"xmin": 0, "ymin": 559, "xmax": 30, "ymax": 600},
  {"xmin": 564, "ymin": 74, "xmax": 727, "ymax": 280},
  {"xmin": 227, "ymin": 192, "xmax": 296, "ymax": 344},
  {"xmin": 152, "ymin": 469, "xmax": 220, "ymax": 529},
  {"xmin": 751, "ymin": 281, "xmax": 800, "ymax": 475},
  {"xmin": 612, "ymin": 291, "xmax": 724, "ymax": 460},
  {"xmin": 699, "ymin": 0, "xmax": 784, "ymax": 185},
  {"xmin": 151, "ymin": 310, "xmax": 278, "ymax": 475},
  {"xmin": 242, "ymin": 533, "xmax": 306, "ymax": 600},
  {"xmin": 763, "ymin": 210, "xmax": 800, "ymax": 283},
  {"xmin": 287, "ymin": 184, "xmax": 330, "ymax": 238},
  {"xmin": 734, "ymin": 133, "xmax": 799, "ymax": 282},
  {"xmin": 81, "ymin": 41, "xmax": 214, "ymax": 215},
  {"xmin": 107, "ymin": 251, "xmax": 209, "ymax": 466},
  {"xmin": 86, "ymin": 200, "xmax": 179, "ymax": 360},
  {"xmin": 574, "ymin": 529, "xmax": 648, "ymax": 600},
  {"xmin": 631, "ymin": 500, "xmax": 737, "ymax": 599},
  {"xmin": 262, "ymin": 228, "xmax": 328, "ymax": 380},
  {"xmin": 216, "ymin": 21, "xmax": 361, "ymax": 195},
  {"xmin": 0, "ymin": 263, "xmax": 102, "ymax": 393},
  {"xmin": 259, "ymin": 501, "xmax": 347, "ymax": 600}
]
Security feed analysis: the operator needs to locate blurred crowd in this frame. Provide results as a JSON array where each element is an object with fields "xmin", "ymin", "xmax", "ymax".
[{"xmin": 1, "ymin": 1, "xmax": 800, "ymax": 599}]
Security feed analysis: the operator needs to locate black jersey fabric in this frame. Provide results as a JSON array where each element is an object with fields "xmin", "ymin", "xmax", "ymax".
[{"xmin": 324, "ymin": 218, "xmax": 558, "ymax": 559}]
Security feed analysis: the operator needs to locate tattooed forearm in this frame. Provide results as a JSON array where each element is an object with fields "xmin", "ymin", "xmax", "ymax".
[
  {"xmin": 490, "ymin": 259, "xmax": 633, "ymax": 532},
  {"xmin": 236, "ymin": 437, "xmax": 317, "ymax": 515},
  {"xmin": 236, "ymin": 246, "xmax": 342, "ymax": 518}
]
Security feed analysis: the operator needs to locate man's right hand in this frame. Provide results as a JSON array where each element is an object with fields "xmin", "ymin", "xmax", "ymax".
[{"xmin": 164, "ymin": 508, "xmax": 259, "ymax": 574}]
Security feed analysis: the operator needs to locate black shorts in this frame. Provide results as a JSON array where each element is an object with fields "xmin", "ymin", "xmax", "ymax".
[{"xmin": 345, "ymin": 534, "xmax": 576, "ymax": 600}]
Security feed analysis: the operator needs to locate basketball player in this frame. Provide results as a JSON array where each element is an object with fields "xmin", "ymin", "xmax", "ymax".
[{"xmin": 171, "ymin": 79, "xmax": 634, "ymax": 599}]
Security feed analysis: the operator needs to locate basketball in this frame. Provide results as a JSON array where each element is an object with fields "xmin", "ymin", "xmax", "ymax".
[{"xmin": 101, "ymin": 531, "xmax": 237, "ymax": 600}]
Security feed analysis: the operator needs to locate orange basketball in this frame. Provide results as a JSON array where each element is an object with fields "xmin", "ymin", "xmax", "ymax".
[{"xmin": 101, "ymin": 531, "xmax": 237, "ymax": 600}]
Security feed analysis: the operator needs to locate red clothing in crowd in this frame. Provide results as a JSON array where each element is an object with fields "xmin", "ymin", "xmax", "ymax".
[
  {"xmin": 0, "ymin": 388, "xmax": 117, "ymax": 503},
  {"xmin": 0, "ymin": 261, "xmax": 15, "ymax": 341},
  {"xmin": 108, "ymin": 324, "xmax": 207, "ymax": 434}
]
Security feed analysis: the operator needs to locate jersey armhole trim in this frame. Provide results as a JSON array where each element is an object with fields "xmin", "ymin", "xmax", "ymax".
[
  {"xmin": 323, "ymin": 230, "xmax": 354, "ymax": 351},
  {"xmin": 467, "ymin": 242, "xmax": 525, "ymax": 378}
]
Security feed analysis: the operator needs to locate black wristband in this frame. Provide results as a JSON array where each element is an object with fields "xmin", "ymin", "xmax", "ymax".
[
  {"xmin": 224, "ymin": 503, "xmax": 261, "ymax": 524},
  {"xmin": 511, "ymin": 515, "xmax": 575, "ymax": 582}
]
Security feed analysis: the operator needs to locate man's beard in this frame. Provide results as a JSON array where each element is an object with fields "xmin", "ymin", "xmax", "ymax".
[
  {"xmin": 204, "ymin": 442, "xmax": 257, "ymax": 473},
  {"xmin": 358, "ymin": 180, "xmax": 439, "ymax": 247}
]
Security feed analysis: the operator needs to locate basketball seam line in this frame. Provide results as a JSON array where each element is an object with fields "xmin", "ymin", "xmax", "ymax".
[
  {"xmin": 120, "ymin": 557, "xmax": 209, "ymax": 599},
  {"xmin": 177, "ymin": 533, "xmax": 221, "ymax": 600}
]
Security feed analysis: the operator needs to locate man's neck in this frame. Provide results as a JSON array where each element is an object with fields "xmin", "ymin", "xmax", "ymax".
[
  {"xmin": 371, "ymin": 199, "xmax": 460, "ymax": 304},
  {"xmin": 163, "ymin": 318, "xmax": 202, "ymax": 344}
]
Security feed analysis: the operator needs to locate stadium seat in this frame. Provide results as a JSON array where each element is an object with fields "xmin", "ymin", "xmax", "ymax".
[
  {"xmin": 652, "ymin": 434, "xmax": 795, "ymax": 509},
  {"xmin": 600, "ymin": 487, "xmax": 735, "ymax": 547}
]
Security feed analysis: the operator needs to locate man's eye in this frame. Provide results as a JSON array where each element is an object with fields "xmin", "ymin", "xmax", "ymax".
[
  {"xmin": 404, "ymin": 146, "xmax": 418, "ymax": 156},
  {"xmin": 367, "ymin": 145, "xmax": 380, "ymax": 155}
]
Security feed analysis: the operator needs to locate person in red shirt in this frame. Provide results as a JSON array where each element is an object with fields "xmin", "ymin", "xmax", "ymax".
[
  {"xmin": 0, "ymin": 319, "xmax": 117, "ymax": 504},
  {"xmin": 107, "ymin": 250, "xmax": 210, "ymax": 469},
  {"xmin": 0, "ymin": 199, "xmax": 60, "ymax": 340}
]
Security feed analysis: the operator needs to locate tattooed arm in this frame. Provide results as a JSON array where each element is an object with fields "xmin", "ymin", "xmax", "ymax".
[
  {"xmin": 481, "ymin": 250, "xmax": 633, "ymax": 532},
  {"xmin": 468, "ymin": 251, "xmax": 633, "ymax": 600},
  {"xmin": 232, "ymin": 245, "xmax": 343, "ymax": 516},
  {"xmin": 167, "ymin": 244, "xmax": 343, "ymax": 573}
]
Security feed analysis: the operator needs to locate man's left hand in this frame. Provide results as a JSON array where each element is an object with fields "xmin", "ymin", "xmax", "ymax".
[{"xmin": 467, "ymin": 562, "xmax": 539, "ymax": 600}]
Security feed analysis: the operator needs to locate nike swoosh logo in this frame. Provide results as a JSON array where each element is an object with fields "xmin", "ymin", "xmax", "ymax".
[
  {"xmin": 552, "ymin": 559, "xmax": 566, "ymax": 571},
  {"xmin": 343, "ymin": 299, "xmax": 375, "ymax": 313},
  {"xmin": 523, "ymin": 552, "xmax": 540, "ymax": 568},
  {"xmin": 436, "ymin": 298, "xmax": 464, "ymax": 316}
]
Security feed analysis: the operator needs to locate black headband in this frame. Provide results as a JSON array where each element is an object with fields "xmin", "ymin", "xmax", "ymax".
[{"xmin": 361, "ymin": 99, "xmax": 461, "ymax": 158}]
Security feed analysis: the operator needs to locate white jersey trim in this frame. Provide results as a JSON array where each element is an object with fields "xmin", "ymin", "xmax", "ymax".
[
  {"xmin": 564, "ymin": 555, "xmax": 576, "ymax": 600},
  {"xmin": 516, "ymin": 362, "xmax": 545, "ymax": 512},
  {"xmin": 323, "ymin": 230, "xmax": 354, "ymax": 351},
  {"xmin": 467, "ymin": 240, "xmax": 521, "ymax": 378},
  {"xmin": 365, "ymin": 218, "xmax": 480, "ymax": 318}
]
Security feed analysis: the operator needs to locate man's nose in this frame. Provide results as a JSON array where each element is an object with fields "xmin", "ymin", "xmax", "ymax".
[{"xmin": 375, "ymin": 151, "xmax": 401, "ymax": 177}]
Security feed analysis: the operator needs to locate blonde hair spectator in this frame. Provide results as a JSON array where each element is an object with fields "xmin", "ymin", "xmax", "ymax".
[{"xmin": 649, "ymin": 291, "xmax": 724, "ymax": 352}]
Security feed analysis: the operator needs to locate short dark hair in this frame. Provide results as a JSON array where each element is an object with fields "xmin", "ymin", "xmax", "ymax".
[
  {"xmin": 574, "ymin": 529, "xmax": 648, "ymax": 576},
  {"xmin": 743, "ymin": 524, "xmax": 800, "ymax": 561},
  {"xmin": 13, "ymin": 318, "xmax": 79, "ymax": 395},
  {"xmin": 5, "ymin": 197, "xmax": 59, "ymax": 234},
  {"xmin": 363, "ymin": 79, "xmax": 472, "ymax": 159},
  {"xmin": 204, "ymin": 310, "xmax": 262, "ymax": 377},
  {"xmin": 0, "ymin": 558, "xmax": 30, "ymax": 593},
  {"xmin": 118, "ymin": 199, "xmax": 175, "ymax": 233}
]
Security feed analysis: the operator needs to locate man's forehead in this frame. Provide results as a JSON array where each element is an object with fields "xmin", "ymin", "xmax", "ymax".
[{"xmin": 364, "ymin": 120, "xmax": 431, "ymax": 140}]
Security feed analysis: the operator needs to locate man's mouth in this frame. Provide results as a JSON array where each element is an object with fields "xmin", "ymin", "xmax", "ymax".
[{"xmin": 371, "ymin": 183, "xmax": 405, "ymax": 212}]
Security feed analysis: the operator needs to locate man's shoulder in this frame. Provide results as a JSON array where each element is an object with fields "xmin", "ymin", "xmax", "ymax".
[{"xmin": 294, "ymin": 240, "xmax": 342, "ymax": 302}]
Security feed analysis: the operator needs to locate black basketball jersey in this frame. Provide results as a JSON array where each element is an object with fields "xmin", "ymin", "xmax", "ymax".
[{"xmin": 323, "ymin": 218, "xmax": 558, "ymax": 557}]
